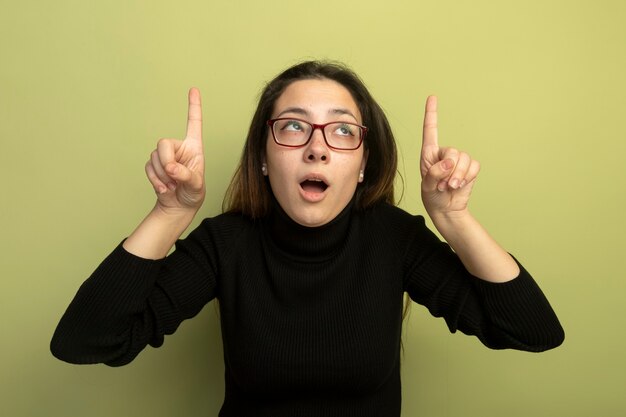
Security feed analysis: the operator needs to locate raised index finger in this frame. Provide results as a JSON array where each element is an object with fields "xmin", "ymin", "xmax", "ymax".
[
  {"xmin": 422, "ymin": 95, "xmax": 438, "ymax": 150},
  {"xmin": 185, "ymin": 87, "xmax": 202, "ymax": 141}
]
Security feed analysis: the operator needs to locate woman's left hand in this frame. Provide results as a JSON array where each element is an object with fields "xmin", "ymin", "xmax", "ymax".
[{"xmin": 420, "ymin": 96, "xmax": 481, "ymax": 217}]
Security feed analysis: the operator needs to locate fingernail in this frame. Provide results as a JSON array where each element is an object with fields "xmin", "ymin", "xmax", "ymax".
[
  {"xmin": 158, "ymin": 186, "xmax": 167, "ymax": 194},
  {"xmin": 437, "ymin": 180, "xmax": 447, "ymax": 192},
  {"xmin": 442, "ymin": 159, "xmax": 454, "ymax": 171},
  {"xmin": 450, "ymin": 179, "xmax": 460, "ymax": 189},
  {"xmin": 167, "ymin": 182, "xmax": 177, "ymax": 191}
]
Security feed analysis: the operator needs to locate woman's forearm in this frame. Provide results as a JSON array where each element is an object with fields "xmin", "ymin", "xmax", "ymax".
[
  {"xmin": 122, "ymin": 204, "xmax": 198, "ymax": 260},
  {"xmin": 429, "ymin": 209, "xmax": 520, "ymax": 283}
]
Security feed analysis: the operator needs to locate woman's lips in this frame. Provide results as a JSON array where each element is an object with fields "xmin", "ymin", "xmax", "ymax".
[
  {"xmin": 299, "ymin": 178, "xmax": 328, "ymax": 202},
  {"xmin": 300, "ymin": 179, "xmax": 328, "ymax": 193}
]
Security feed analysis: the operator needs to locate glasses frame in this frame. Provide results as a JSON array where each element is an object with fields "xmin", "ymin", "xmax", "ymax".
[{"xmin": 267, "ymin": 118, "xmax": 367, "ymax": 151}]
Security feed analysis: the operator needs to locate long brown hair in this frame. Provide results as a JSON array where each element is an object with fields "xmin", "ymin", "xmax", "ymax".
[{"xmin": 223, "ymin": 60, "xmax": 398, "ymax": 217}]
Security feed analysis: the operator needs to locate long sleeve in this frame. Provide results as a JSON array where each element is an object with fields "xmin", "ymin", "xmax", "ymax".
[
  {"xmin": 51, "ymin": 234, "xmax": 219, "ymax": 366},
  {"xmin": 467, "ymin": 263, "xmax": 565, "ymax": 351},
  {"xmin": 51, "ymin": 202, "xmax": 565, "ymax": 416},
  {"xmin": 395, "ymin": 209, "xmax": 564, "ymax": 352}
]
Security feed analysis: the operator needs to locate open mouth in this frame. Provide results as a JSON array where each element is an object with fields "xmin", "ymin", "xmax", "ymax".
[{"xmin": 300, "ymin": 179, "xmax": 328, "ymax": 193}]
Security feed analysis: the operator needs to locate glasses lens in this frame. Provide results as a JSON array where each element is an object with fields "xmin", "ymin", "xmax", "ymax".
[
  {"xmin": 324, "ymin": 122, "xmax": 363, "ymax": 150},
  {"xmin": 273, "ymin": 119, "xmax": 312, "ymax": 146}
]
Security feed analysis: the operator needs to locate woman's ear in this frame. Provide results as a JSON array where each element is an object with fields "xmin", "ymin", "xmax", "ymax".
[{"xmin": 358, "ymin": 150, "xmax": 369, "ymax": 183}]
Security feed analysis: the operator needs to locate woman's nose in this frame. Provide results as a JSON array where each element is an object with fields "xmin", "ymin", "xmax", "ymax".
[{"xmin": 304, "ymin": 128, "xmax": 329, "ymax": 162}]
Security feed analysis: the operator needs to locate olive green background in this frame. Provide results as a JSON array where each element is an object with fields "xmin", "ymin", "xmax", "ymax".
[{"xmin": 1, "ymin": 1, "xmax": 624, "ymax": 416}]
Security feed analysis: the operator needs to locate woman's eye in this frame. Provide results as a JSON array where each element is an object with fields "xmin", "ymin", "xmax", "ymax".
[
  {"xmin": 283, "ymin": 120, "xmax": 303, "ymax": 131},
  {"xmin": 335, "ymin": 124, "xmax": 354, "ymax": 136}
]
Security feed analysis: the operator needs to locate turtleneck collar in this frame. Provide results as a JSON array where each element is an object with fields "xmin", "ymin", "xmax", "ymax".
[{"xmin": 264, "ymin": 196, "xmax": 355, "ymax": 261}]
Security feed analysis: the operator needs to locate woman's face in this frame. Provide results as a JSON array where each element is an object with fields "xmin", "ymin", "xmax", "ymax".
[{"xmin": 264, "ymin": 78, "xmax": 368, "ymax": 227}]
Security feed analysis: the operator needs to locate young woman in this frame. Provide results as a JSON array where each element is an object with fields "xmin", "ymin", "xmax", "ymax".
[{"xmin": 51, "ymin": 61, "xmax": 564, "ymax": 416}]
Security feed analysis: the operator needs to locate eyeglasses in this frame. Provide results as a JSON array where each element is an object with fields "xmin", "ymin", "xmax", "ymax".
[{"xmin": 267, "ymin": 118, "xmax": 367, "ymax": 150}]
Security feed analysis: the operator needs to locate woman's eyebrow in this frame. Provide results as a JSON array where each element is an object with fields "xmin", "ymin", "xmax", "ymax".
[
  {"xmin": 329, "ymin": 108, "xmax": 358, "ymax": 121},
  {"xmin": 276, "ymin": 107, "xmax": 309, "ymax": 118},
  {"xmin": 276, "ymin": 107, "xmax": 358, "ymax": 122}
]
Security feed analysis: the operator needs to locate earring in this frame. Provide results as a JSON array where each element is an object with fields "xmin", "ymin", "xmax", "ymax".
[
  {"xmin": 358, "ymin": 170, "xmax": 364, "ymax": 182},
  {"xmin": 262, "ymin": 164, "xmax": 268, "ymax": 175}
]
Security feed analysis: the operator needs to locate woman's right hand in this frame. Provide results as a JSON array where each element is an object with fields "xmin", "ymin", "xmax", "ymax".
[{"xmin": 145, "ymin": 88, "xmax": 206, "ymax": 213}]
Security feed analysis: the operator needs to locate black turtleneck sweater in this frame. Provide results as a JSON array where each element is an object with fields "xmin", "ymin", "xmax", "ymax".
[{"xmin": 51, "ymin": 202, "xmax": 564, "ymax": 416}]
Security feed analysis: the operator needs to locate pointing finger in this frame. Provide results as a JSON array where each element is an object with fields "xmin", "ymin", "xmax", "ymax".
[
  {"xmin": 422, "ymin": 95, "xmax": 438, "ymax": 151},
  {"xmin": 185, "ymin": 87, "xmax": 202, "ymax": 142}
]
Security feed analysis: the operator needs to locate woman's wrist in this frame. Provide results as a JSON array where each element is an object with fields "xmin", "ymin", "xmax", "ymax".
[
  {"xmin": 122, "ymin": 203, "xmax": 199, "ymax": 260},
  {"xmin": 427, "ymin": 207, "xmax": 473, "ymax": 234},
  {"xmin": 427, "ymin": 209, "xmax": 520, "ymax": 282}
]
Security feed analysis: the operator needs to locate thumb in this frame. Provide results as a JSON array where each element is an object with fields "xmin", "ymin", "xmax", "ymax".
[
  {"xmin": 165, "ymin": 162, "xmax": 203, "ymax": 191},
  {"xmin": 422, "ymin": 158, "xmax": 454, "ymax": 192}
]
